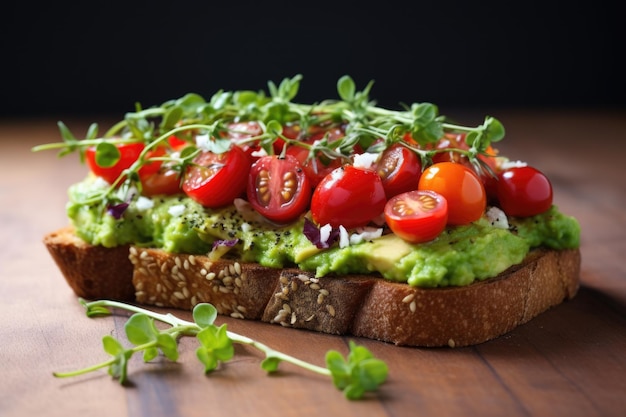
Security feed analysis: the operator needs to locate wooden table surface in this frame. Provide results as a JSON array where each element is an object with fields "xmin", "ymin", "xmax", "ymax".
[{"xmin": 1, "ymin": 110, "xmax": 624, "ymax": 417}]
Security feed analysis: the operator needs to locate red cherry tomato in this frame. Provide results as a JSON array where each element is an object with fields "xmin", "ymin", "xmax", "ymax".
[
  {"xmin": 182, "ymin": 146, "xmax": 251, "ymax": 208},
  {"xmin": 384, "ymin": 190, "xmax": 448, "ymax": 243},
  {"xmin": 85, "ymin": 142, "xmax": 145, "ymax": 184},
  {"xmin": 375, "ymin": 143, "xmax": 422, "ymax": 198},
  {"xmin": 224, "ymin": 121, "xmax": 264, "ymax": 160},
  {"xmin": 311, "ymin": 165, "xmax": 387, "ymax": 229},
  {"xmin": 247, "ymin": 155, "xmax": 311, "ymax": 223},
  {"xmin": 496, "ymin": 166, "xmax": 553, "ymax": 217},
  {"xmin": 418, "ymin": 162, "xmax": 486, "ymax": 225},
  {"xmin": 285, "ymin": 126, "xmax": 347, "ymax": 187},
  {"xmin": 141, "ymin": 168, "xmax": 182, "ymax": 196},
  {"xmin": 168, "ymin": 135, "xmax": 189, "ymax": 149}
]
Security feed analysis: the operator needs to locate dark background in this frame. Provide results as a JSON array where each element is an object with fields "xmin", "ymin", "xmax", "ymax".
[{"xmin": 2, "ymin": 2, "xmax": 624, "ymax": 120}]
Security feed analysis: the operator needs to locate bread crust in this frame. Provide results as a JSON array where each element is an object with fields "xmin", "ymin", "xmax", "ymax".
[{"xmin": 43, "ymin": 226, "xmax": 580, "ymax": 347}]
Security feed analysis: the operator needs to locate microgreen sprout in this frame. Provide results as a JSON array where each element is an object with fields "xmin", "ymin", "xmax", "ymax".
[
  {"xmin": 53, "ymin": 299, "xmax": 388, "ymax": 400},
  {"xmin": 32, "ymin": 74, "xmax": 506, "ymax": 208}
]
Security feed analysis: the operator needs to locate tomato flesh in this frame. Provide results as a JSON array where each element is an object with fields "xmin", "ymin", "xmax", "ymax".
[
  {"xmin": 384, "ymin": 190, "xmax": 448, "ymax": 243},
  {"xmin": 375, "ymin": 143, "xmax": 422, "ymax": 198},
  {"xmin": 182, "ymin": 146, "xmax": 251, "ymax": 208},
  {"xmin": 247, "ymin": 155, "xmax": 311, "ymax": 223},
  {"xmin": 496, "ymin": 166, "xmax": 553, "ymax": 217},
  {"xmin": 418, "ymin": 162, "xmax": 486, "ymax": 225},
  {"xmin": 311, "ymin": 165, "xmax": 387, "ymax": 229}
]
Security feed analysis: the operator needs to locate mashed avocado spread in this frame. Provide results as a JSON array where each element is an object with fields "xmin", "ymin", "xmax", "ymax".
[{"xmin": 67, "ymin": 176, "xmax": 580, "ymax": 288}]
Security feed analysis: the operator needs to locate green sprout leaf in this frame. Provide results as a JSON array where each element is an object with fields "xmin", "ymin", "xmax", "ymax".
[
  {"xmin": 157, "ymin": 333, "xmax": 179, "ymax": 361},
  {"xmin": 192, "ymin": 303, "xmax": 218, "ymax": 328},
  {"xmin": 260, "ymin": 356, "xmax": 282, "ymax": 373},
  {"xmin": 337, "ymin": 75, "xmax": 356, "ymax": 102},
  {"xmin": 325, "ymin": 341, "xmax": 389, "ymax": 400},
  {"xmin": 125, "ymin": 313, "xmax": 159, "ymax": 345},
  {"xmin": 94, "ymin": 141, "xmax": 121, "ymax": 168},
  {"xmin": 195, "ymin": 324, "xmax": 235, "ymax": 373},
  {"xmin": 53, "ymin": 300, "xmax": 388, "ymax": 400},
  {"xmin": 102, "ymin": 335, "xmax": 133, "ymax": 384}
]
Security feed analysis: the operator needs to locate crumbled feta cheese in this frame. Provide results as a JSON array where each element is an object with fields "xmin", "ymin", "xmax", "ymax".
[
  {"xmin": 251, "ymin": 148, "xmax": 268, "ymax": 158},
  {"xmin": 319, "ymin": 224, "xmax": 333, "ymax": 244},
  {"xmin": 168, "ymin": 204, "xmax": 186, "ymax": 217},
  {"xmin": 241, "ymin": 222, "xmax": 251, "ymax": 233},
  {"xmin": 135, "ymin": 196, "xmax": 154, "ymax": 211},
  {"xmin": 352, "ymin": 152, "xmax": 380, "ymax": 170},
  {"xmin": 349, "ymin": 227, "xmax": 383, "ymax": 245},
  {"xmin": 486, "ymin": 206, "xmax": 510, "ymax": 229},
  {"xmin": 338, "ymin": 225, "xmax": 350, "ymax": 248},
  {"xmin": 501, "ymin": 159, "xmax": 527, "ymax": 170},
  {"xmin": 195, "ymin": 133, "xmax": 211, "ymax": 151}
]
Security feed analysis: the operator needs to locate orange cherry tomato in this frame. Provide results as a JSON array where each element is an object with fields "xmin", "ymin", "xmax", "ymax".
[{"xmin": 418, "ymin": 162, "xmax": 486, "ymax": 225}]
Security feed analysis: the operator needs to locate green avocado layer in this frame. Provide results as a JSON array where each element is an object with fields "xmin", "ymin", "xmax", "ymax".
[{"xmin": 67, "ymin": 177, "xmax": 580, "ymax": 288}]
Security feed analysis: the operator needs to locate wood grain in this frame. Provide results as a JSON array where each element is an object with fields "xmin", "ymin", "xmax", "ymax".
[{"xmin": 0, "ymin": 111, "xmax": 624, "ymax": 417}]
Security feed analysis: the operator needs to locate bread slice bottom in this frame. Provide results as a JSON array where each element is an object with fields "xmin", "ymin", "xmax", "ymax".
[{"xmin": 44, "ymin": 226, "xmax": 581, "ymax": 347}]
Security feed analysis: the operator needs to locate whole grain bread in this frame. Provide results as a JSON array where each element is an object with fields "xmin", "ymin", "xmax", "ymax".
[{"xmin": 44, "ymin": 226, "xmax": 581, "ymax": 347}]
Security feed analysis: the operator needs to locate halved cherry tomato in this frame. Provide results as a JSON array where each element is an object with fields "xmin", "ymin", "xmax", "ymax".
[
  {"xmin": 496, "ymin": 166, "xmax": 553, "ymax": 217},
  {"xmin": 247, "ymin": 155, "xmax": 311, "ymax": 223},
  {"xmin": 85, "ymin": 142, "xmax": 145, "ymax": 184},
  {"xmin": 418, "ymin": 162, "xmax": 486, "ymax": 225},
  {"xmin": 375, "ymin": 143, "xmax": 422, "ymax": 198},
  {"xmin": 384, "ymin": 190, "xmax": 448, "ymax": 243},
  {"xmin": 311, "ymin": 165, "xmax": 387, "ymax": 229},
  {"xmin": 182, "ymin": 145, "xmax": 251, "ymax": 208}
]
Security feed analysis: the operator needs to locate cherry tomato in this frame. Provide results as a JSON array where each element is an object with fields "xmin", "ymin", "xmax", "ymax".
[
  {"xmin": 141, "ymin": 168, "xmax": 182, "ymax": 196},
  {"xmin": 418, "ymin": 162, "xmax": 486, "ymax": 225},
  {"xmin": 285, "ymin": 127, "xmax": 347, "ymax": 187},
  {"xmin": 432, "ymin": 133, "xmax": 500, "ymax": 188},
  {"xmin": 384, "ymin": 190, "xmax": 448, "ymax": 243},
  {"xmin": 182, "ymin": 146, "xmax": 251, "ymax": 208},
  {"xmin": 311, "ymin": 165, "xmax": 387, "ymax": 229},
  {"xmin": 224, "ymin": 121, "xmax": 264, "ymax": 160},
  {"xmin": 496, "ymin": 166, "xmax": 553, "ymax": 217},
  {"xmin": 375, "ymin": 143, "xmax": 422, "ymax": 198},
  {"xmin": 168, "ymin": 135, "xmax": 189, "ymax": 149},
  {"xmin": 247, "ymin": 155, "xmax": 311, "ymax": 223},
  {"xmin": 136, "ymin": 146, "xmax": 167, "ymax": 178},
  {"xmin": 85, "ymin": 142, "xmax": 145, "ymax": 184}
]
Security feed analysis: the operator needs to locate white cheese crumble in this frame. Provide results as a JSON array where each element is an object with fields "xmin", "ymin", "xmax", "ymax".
[
  {"xmin": 195, "ymin": 133, "xmax": 212, "ymax": 151},
  {"xmin": 135, "ymin": 196, "xmax": 154, "ymax": 211},
  {"xmin": 338, "ymin": 226, "xmax": 350, "ymax": 248},
  {"xmin": 501, "ymin": 159, "xmax": 528, "ymax": 170},
  {"xmin": 352, "ymin": 152, "xmax": 380, "ymax": 170},
  {"xmin": 168, "ymin": 204, "xmax": 186, "ymax": 217},
  {"xmin": 251, "ymin": 148, "xmax": 268, "ymax": 158},
  {"xmin": 486, "ymin": 206, "xmax": 510, "ymax": 229},
  {"xmin": 349, "ymin": 227, "xmax": 384, "ymax": 245},
  {"xmin": 319, "ymin": 224, "xmax": 333, "ymax": 244}
]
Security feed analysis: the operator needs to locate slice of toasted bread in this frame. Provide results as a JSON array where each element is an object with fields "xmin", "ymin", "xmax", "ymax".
[{"xmin": 43, "ymin": 226, "xmax": 580, "ymax": 347}]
